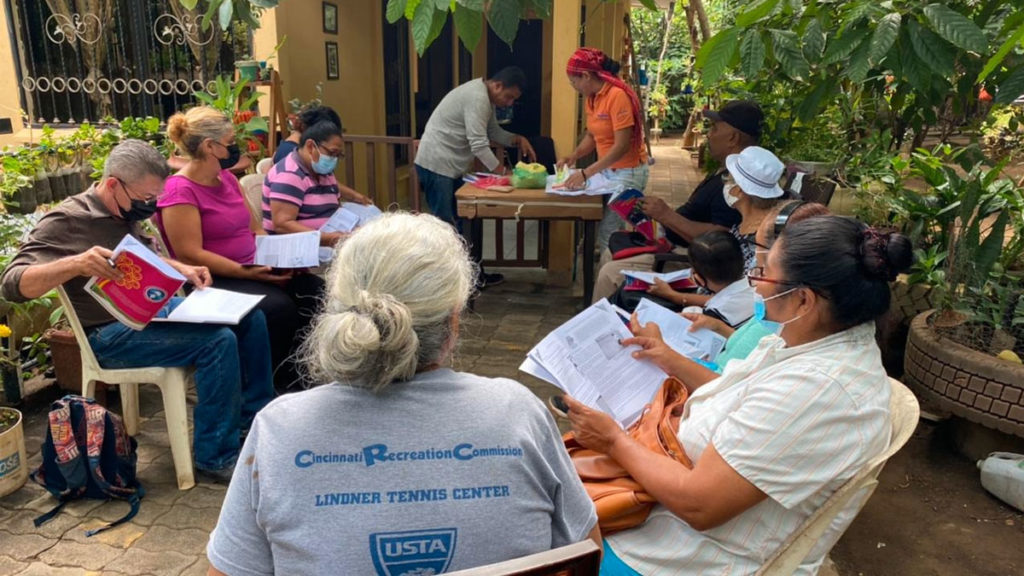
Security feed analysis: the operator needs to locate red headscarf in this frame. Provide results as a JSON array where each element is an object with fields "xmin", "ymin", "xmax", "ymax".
[{"xmin": 566, "ymin": 47, "xmax": 645, "ymax": 154}]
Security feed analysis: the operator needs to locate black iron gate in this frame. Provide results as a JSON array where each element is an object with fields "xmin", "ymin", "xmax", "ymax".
[{"xmin": 6, "ymin": 0, "xmax": 249, "ymax": 125}]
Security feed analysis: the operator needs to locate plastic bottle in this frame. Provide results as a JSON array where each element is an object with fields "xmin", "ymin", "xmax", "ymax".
[{"xmin": 977, "ymin": 452, "xmax": 1024, "ymax": 512}]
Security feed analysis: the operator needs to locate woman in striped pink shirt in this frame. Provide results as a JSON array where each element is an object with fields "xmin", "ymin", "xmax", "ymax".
[
  {"xmin": 262, "ymin": 120, "xmax": 370, "ymax": 247},
  {"xmin": 562, "ymin": 215, "xmax": 913, "ymax": 575}
]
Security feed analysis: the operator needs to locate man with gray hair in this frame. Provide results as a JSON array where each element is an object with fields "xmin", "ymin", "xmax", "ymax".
[{"xmin": 0, "ymin": 139, "xmax": 274, "ymax": 483}]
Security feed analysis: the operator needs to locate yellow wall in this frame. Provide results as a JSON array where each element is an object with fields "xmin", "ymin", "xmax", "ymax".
[
  {"xmin": 546, "ymin": 0, "xmax": 585, "ymax": 275},
  {"xmin": 0, "ymin": 1, "xmax": 26, "ymax": 148},
  {"xmin": 582, "ymin": 1, "xmax": 627, "ymax": 56},
  {"xmin": 255, "ymin": 1, "xmax": 394, "ymax": 202}
]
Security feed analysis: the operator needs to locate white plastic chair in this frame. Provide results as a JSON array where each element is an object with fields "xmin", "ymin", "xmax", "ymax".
[
  {"xmin": 238, "ymin": 173, "xmax": 266, "ymax": 224},
  {"xmin": 444, "ymin": 540, "xmax": 601, "ymax": 576},
  {"xmin": 256, "ymin": 157, "xmax": 274, "ymax": 175},
  {"xmin": 56, "ymin": 287, "xmax": 196, "ymax": 490},
  {"xmin": 756, "ymin": 377, "xmax": 920, "ymax": 575}
]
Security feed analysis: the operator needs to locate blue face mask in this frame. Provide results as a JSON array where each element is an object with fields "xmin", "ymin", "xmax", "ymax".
[
  {"xmin": 312, "ymin": 145, "xmax": 339, "ymax": 175},
  {"xmin": 753, "ymin": 287, "xmax": 802, "ymax": 335}
]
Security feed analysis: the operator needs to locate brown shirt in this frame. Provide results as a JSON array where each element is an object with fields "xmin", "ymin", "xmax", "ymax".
[{"xmin": 0, "ymin": 188, "xmax": 143, "ymax": 328}]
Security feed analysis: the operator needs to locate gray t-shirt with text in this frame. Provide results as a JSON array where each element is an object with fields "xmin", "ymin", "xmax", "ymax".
[{"xmin": 207, "ymin": 368, "xmax": 596, "ymax": 575}]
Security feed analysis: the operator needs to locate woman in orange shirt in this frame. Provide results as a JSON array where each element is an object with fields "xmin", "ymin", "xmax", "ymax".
[{"xmin": 559, "ymin": 47, "xmax": 649, "ymax": 250}]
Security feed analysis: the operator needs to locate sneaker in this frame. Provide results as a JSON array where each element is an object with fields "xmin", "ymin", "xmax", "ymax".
[
  {"xmin": 196, "ymin": 463, "xmax": 236, "ymax": 485},
  {"xmin": 477, "ymin": 272, "xmax": 505, "ymax": 290}
]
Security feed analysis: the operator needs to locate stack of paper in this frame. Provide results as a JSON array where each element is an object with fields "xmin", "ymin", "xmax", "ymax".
[
  {"xmin": 318, "ymin": 203, "xmax": 384, "ymax": 262},
  {"xmin": 152, "ymin": 288, "xmax": 265, "ymax": 325},
  {"xmin": 520, "ymin": 300, "xmax": 667, "ymax": 428},
  {"xmin": 634, "ymin": 299, "xmax": 728, "ymax": 362},
  {"xmin": 322, "ymin": 203, "xmax": 383, "ymax": 234},
  {"xmin": 545, "ymin": 172, "xmax": 624, "ymax": 196},
  {"xmin": 254, "ymin": 230, "xmax": 320, "ymax": 268},
  {"xmin": 86, "ymin": 235, "xmax": 186, "ymax": 330}
]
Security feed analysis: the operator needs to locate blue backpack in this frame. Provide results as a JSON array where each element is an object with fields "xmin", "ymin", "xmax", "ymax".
[{"xmin": 31, "ymin": 395, "xmax": 144, "ymax": 536}]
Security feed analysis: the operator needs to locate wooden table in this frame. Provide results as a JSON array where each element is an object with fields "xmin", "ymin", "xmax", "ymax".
[{"xmin": 455, "ymin": 184, "xmax": 605, "ymax": 303}]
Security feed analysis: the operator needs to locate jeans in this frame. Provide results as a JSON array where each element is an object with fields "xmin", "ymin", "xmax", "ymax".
[
  {"xmin": 598, "ymin": 164, "xmax": 650, "ymax": 251},
  {"xmin": 416, "ymin": 164, "xmax": 492, "ymax": 277},
  {"xmin": 416, "ymin": 164, "xmax": 462, "ymax": 226},
  {"xmin": 87, "ymin": 298, "xmax": 275, "ymax": 471}
]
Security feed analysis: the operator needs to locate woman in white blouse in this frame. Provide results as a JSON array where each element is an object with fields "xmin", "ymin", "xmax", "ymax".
[{"xmin": 562, "ymin": 215, "xmax": 913, "ymax": 575}]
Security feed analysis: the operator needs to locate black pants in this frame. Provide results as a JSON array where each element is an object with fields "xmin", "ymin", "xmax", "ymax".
[{"xmin": 210, "ymin": 274, "xmax": 325, "ymax": 390}]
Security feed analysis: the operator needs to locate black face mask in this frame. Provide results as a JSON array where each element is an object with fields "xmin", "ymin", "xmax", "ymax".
[
  {"xmin": 120, "ymin": 199, "xmax": 157, "ymax": 222},
  {"xmin": 218, "ymin": 144, "xmax": 242, "ymax": 170}
]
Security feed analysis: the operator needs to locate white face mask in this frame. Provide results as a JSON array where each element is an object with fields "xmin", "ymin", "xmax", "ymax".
[{"xmin": 723, "ymin": 185, "xmax": 740, "ymax": 208}]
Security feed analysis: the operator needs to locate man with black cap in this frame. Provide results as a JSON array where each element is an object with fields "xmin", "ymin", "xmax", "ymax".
[{"xmin": 592, "ymin": 100, "xmax": 763, "ymax": 303}]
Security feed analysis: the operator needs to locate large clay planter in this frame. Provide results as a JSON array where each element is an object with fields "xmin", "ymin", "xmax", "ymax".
[
  {"xmin": 46, "ymin": 329, "xmax": 82, "ymax": 394},
  {"xmin": 0, "ymin": 407, "xmax": 28, "ymax": 497},
  {"xmin": 905, "ymin": 310, "xmax": 1024, "ymax": 438}
]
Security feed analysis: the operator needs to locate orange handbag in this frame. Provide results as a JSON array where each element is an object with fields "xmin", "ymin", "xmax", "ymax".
[{"xmin": 564, "ymin": 377, "xmax": 693, "ymax": 535}]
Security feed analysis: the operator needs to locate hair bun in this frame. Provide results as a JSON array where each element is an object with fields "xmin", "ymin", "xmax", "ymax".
[
  {"xmin": 859, "ymin": 229, "xmax": 913, "ymax": 281},
  {"xmin": 166, "ymin": 112, "xmax": 188, "ymax": 145},
  {"xmin": 602, "ymin": 57, "xmax": 621, "ymax": 75}
]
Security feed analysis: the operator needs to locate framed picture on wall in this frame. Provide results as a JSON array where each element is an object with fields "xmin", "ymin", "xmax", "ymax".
[
  {"xmin": 325, "ymin": 41, "xmax": 340, "ymax": 80},
  {"xmin": 323, "ymin": 2, "xmax": 338, "ymax": 34}
]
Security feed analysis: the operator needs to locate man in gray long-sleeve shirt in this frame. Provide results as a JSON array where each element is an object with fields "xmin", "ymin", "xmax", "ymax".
[{"xmin": 414, "ymin": 67, "xmax": 536, "ymax": 288}]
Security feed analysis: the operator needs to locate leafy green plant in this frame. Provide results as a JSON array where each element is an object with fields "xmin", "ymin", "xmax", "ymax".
[
  {"xmin": 385, "ymin": 0, "xmax": 659, "ymax": 56},
  {"xmin": 288, "ymin": 83, "xmax": 324, "ymax": 115},
  {"xmin": 177, "ymin": 0, "xmax": 285, "ymax": 32},
  {"xmin": 906, "ymin": 245, "xmax": 947, "ymax": 288},
  {"xmin": 0, "ymin": 151, "xmax": 36, "ymax": 211},
  {"xmin": 696, "ymin": 1, "xmax": 1024, "ymax": 152},
  {"xmin": 193, "ymin": 75, "xmax": 270, "ymax": 153}
]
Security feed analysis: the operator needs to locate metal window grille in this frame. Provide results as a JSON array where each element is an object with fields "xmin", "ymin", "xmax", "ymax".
[{"xmin": 6, "ymin": 0, "xmax": 250, "ymax": 126}]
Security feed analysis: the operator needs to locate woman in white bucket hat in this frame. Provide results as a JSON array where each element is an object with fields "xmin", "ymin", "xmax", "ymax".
[{"xmin": 646, "ymin": 146, "xmax": 789, "ymax": 308}]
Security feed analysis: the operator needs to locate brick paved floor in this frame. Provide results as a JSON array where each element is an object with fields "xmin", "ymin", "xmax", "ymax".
[{"xmin": 0, "ymin": 138, "xmax": 703, "ymax": 575}]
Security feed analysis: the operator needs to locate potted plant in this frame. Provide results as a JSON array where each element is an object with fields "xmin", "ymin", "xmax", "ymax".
[
  {"xmin": 0, "ymin": 321, "xmax": 28, "ymax": 498},
  {"xmin": 194, "ymin": 75, "xmax": 269, "ymax": 156},
  {"xmin": 903, "ymin": 146, "xmax": 1024, "ymax": 441},
  {"xmin": 0, "ymin": 152, "xmax": 37, "ymax": 215},
  {"xmin": 0, "ymin": 323, "xmax": 20, "ymax": 405},
  {"xmin": 647, "ymin": 88, "xmax": 670, "ymax": 143},
  {"xmin": 0, "ymin": 402, "xmax": 27, "ymax": 497},
  {"xmin": 43, "ymin": 304, "xmax": 82, "ymax": 394},
  {"xmin": 235, "ymin": 54, "xmax": 260, "ymax": 82},
  {"xmin": 287, "ymin": 82, "xmax": 324, "ymax": 134}
]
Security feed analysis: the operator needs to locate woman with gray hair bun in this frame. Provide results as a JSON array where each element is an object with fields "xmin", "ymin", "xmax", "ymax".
[{"xmin": 207, "ymin": 212, "xmax": 600, "ymax": 576}]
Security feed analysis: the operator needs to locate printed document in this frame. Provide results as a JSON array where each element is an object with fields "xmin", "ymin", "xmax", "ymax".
[
  {"xmin": 545, "ymin": 172, "xmax": 623, "ymax": 196},
  {"xmin": 152, "ymin": 288, "xmax": 264, "ymax": 325},
  {"xmin": 341, "ymin": 203, "xmax": 383, "ymax": 225},
  {"xmin": 635, "ymin": 298, "xmax": 728, "ymax": 362},
  {"xmin": 254, "ymin": 230, "xmax": 320, "ymax": 268},
  {"xmin": 521, "ymin": 300, "xmax": 666, "ymax": 427},
  {"xmin": 85, "ymin": 235, "xmax": 185, "ymax": 330},
  {"xmin": 320, "ymin": 207, "xmax": 360, "ymax": 233}
]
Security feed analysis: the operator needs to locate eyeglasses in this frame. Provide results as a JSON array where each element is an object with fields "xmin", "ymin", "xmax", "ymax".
[
  {"xmin": 317, "ymin": 144, "xmax": 345, "ymax": 159},
  {"xmin": 115, "ymin": 178, "xmax": 158, "ymax": 203},
  {"xmin": 746, "ymin": 266, "xmax": 799, "ymax": 288}
]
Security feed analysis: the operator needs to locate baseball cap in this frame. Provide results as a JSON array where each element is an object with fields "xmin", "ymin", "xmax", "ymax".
[{"xmin": 703, "ymin": 101, "xmax": 764, "ymax": 140}]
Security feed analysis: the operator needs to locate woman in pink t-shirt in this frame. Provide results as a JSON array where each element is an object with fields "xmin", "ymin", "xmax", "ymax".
[{"xmin": 157, "ymin": 106, "xmax": 323, "ymax": 389}]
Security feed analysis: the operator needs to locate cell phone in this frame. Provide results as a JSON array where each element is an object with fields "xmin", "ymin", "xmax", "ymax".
[{"xmin": 548, "ymin": 395, "xmax": 570, "ymax": 418}]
